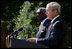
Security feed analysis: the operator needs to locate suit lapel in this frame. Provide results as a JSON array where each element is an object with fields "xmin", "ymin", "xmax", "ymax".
[
  {"xmin": 45, "ymin": 23, "xmax": 53, "ymax": 38},
  {"xmin": 46, "ymin": 16, "xmax": 61, "ymax": 38}
]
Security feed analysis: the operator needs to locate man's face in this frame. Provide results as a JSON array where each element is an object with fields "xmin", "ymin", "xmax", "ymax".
[{"xmin": 46, "ymin": 6, "xmax": 54, "ymax": 18}]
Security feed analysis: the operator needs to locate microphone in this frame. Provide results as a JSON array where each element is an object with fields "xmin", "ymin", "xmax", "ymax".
[
  {"xmin": 10, "ymin": 27, "xmax": 23, "ymax": 37},
  {"xmin": 18, "ymin": 27, "xmax": 23, "ymax": 31}
]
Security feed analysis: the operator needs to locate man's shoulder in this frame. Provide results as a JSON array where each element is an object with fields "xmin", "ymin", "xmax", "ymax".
[
  {"xmin": 41, "ymin": 18, "xmax": 51, "ymax": 26},
  {"xmin": 53, "ymin": 16, "xmax": 66, "ymax": 24}
]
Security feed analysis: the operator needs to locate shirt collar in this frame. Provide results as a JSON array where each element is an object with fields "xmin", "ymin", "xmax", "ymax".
[{"xmin": 51, "ymin": 15, "xmax": 60, "ymax": 23}]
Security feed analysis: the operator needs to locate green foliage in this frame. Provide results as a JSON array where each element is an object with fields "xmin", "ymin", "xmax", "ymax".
[
  {"xmin": 13, "ymin": 1, "xmax": 44, "ymax": 39},
  {"xmin": 67, "ymin": 23, "xmax": 71, "ymax": 48}
]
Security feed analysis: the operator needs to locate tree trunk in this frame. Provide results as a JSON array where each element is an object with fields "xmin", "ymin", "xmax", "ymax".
[{"xmin": 1, "ymin": 21, "xmax": 8, "ymax": 48}]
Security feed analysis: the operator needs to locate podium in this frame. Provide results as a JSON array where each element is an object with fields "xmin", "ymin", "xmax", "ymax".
[{"xmin": 9, "ymin": 38, "xmax": 46, "ymax": 48}]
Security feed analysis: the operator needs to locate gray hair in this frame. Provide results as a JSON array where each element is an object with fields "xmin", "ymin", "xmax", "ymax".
[{"xmin": 46, "ymin": 2, "xmax": 61, "ymax": 14}]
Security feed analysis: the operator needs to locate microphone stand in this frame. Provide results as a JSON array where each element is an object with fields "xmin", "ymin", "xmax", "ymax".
[
  {"xmin": 9, "ymin": 27, "xmax": 23, "ymax": 38},
  {"xmin": 9, "ymin": 31, "xmax": 18, "ymax": 38},
  {"xmin": 6, "ymin": 28, "xmax": 23, "ymax": 48}
]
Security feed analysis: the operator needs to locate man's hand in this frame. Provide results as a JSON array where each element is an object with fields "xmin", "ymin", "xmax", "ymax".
[{"xmin": 27, "ymin": 38, "xmax": 37, "ymax": 43}]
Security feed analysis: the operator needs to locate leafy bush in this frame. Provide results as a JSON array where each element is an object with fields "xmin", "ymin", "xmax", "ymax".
[{"xmin": 13, "ymin": 1, "xmax": 43, "ymax": 39}]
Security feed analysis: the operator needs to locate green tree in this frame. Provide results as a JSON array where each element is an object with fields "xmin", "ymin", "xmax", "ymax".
[{"xmin": 13, "ymin": 1, "xmax": 43, "ymax": 39}]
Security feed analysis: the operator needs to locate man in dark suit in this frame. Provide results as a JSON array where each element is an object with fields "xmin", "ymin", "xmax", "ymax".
[{"xmin": 27, "ymin": 2, "xmax": 67, "ymax": 48}]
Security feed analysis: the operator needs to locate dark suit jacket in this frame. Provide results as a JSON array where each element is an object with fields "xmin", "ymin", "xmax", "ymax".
[{"xmin": 36, "ymin": 16, "xmax": 67, "ymax": 48}]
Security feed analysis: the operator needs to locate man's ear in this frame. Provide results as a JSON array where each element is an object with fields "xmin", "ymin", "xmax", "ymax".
[
  {"xmin": 55, "ymin": 10, "xmax": 58, "ymax": 13},
  {"xmin": 53, "ymin": 10, "xmax": 57, "ymax": 14}
]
